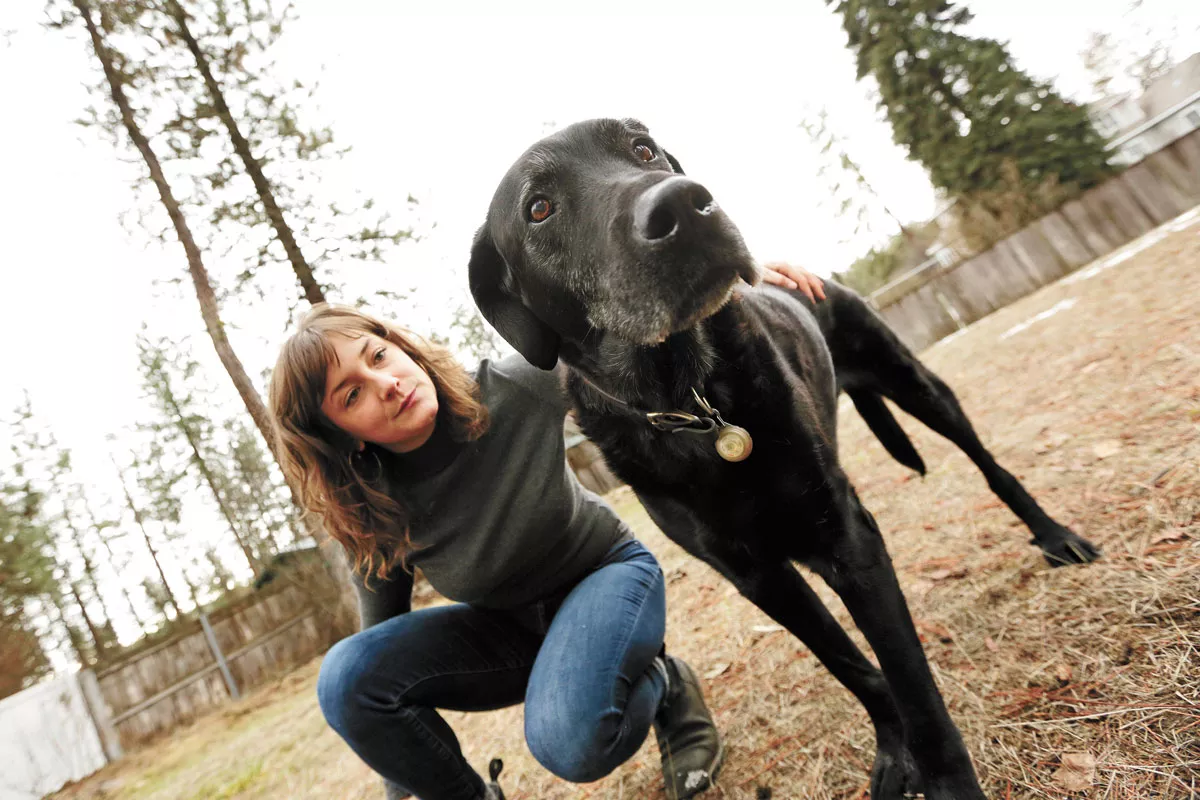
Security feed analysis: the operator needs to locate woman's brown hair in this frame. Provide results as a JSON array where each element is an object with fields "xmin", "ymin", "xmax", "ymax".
[{"xmin": 268, "ymin": 303, "xmax": 489, "ymax": 581}]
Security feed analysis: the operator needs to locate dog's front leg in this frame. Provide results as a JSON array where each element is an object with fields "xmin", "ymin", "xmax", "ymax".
[
  {"xmin": 808, "ymin": 488, "xmax": 987, "ymax": 800},
  {"xmin": 702, "ymin": 552, "xmax": 926, "ymax": 799},
  {"xmin": 638, "ymin": 492, "xmax": 923, "ymax": 798}
]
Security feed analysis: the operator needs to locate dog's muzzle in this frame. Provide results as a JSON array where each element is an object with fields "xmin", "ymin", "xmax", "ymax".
[{"xmin": 631, "ymin": 176, "xmax": 760, "ymax": 289}]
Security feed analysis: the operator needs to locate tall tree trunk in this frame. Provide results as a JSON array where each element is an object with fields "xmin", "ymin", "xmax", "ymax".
[
  {"xmin": 78, "ymin": 0, "xmax": 355, "ymax": 633},
  {"xmin": 111, "ymin": 455, "xmax": 183, "ymax": 619},
  {"xmin": 79, "ymin": 0, "xmax": 329, "ymax": 557},
  {"xmin": 75, "ymin": 0, "xmax": 277, "ymax": 470},
  {"xmin": 167, "ymin": 0, "xmax": 326, "ymax": 306}
]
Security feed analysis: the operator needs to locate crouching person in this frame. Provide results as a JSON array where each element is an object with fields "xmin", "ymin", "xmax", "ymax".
[{"xmin": 268, "ymin": 303, "xmax": 723, "ymax": 800}]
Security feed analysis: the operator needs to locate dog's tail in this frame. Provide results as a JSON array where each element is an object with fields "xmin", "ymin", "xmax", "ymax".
[{"xmin": 846, "ymin": 390, "xmax": 926, "ymax": 475}]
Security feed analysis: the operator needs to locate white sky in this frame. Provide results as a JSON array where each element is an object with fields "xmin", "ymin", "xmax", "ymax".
[{"xmin": 1, "ymin": 0, "xmax": 1196, "ymax": 645}]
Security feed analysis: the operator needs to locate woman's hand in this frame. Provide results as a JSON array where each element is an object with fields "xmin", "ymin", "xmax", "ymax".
[{"xmin": 761, "ymin": 262, "xmax": 827, "ymax": 303}]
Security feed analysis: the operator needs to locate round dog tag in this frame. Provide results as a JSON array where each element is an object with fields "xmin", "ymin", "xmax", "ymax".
[{"xmin": 715, "ymin": 425, "xmax": 753, "ymax": 462}]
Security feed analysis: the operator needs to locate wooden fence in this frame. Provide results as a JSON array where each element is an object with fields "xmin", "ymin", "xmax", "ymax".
[
  {"xmin": 95, "ymin": 584, "xmax": 333, "ymax": 748},
  {"xmin": 870, "ymin": 128, "xmax": 1200, "ymax": 351}
]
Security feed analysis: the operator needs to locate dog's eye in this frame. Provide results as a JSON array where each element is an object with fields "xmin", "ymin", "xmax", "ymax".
[
  {"xmin": 633, "ymin": 142, "xmax": 656, "ymax": 162},
  {"xmin": 529, "ymin": 197, "xmax": 554, "ymax": 223}
]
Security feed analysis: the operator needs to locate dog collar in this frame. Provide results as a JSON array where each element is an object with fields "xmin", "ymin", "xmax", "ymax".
[{"xmin": 573, "ymin": 374, "xmax": 753, "ymax": 462}]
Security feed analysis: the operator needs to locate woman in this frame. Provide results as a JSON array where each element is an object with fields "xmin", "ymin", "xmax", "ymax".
[{"xmin": 268, "ymin": 266, "xmax": 823, "ymax": 800}]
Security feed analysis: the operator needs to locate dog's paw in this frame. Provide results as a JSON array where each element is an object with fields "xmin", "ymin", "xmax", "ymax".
[
  {"xmin": 870, "ymin": 747, "xmax": 923, "ymax": 800},
  {"xmin": 1036, "ymin": 529, "xmax": 1101, "ymax": 567}
]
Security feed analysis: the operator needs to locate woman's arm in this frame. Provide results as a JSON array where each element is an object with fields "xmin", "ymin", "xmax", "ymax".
[{"xmin": 353, "ymin": 565, "xmax": 416, "ymax": 630}]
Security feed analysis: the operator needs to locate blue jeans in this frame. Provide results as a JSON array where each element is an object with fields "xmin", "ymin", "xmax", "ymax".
[{"xmin": 317, "ymin": 537, "xmax": 667, "ymax": 800}]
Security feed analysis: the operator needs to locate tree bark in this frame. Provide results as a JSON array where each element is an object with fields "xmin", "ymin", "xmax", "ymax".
[{"xmin": 167, "ymin": 0, "xmax": 326, "ymax": 306}]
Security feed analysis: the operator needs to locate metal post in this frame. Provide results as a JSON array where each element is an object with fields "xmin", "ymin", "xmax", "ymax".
[{"xmin": 199, "ymin": 612, "xmax": 240, "ymax": 700}]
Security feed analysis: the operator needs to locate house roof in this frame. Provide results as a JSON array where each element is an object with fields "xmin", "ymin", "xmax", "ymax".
[
  {"xmin": 1106, "ymin": 86, "xmax": 1200, "ymax": 151},
  {"xmin": 1139, "ymin": 51, "xmax": 1200, "ymax": 119}
]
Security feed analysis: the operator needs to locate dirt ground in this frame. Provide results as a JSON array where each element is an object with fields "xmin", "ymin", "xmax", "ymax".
[{"xmin": 53, "ymin": 214, "xmax": 1200, "ymax": 799}]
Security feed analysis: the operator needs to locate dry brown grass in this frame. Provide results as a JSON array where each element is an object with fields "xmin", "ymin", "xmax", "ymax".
[{"xmin": 54, "ymin": 219, "xmax": 1200, "ymax": 799}]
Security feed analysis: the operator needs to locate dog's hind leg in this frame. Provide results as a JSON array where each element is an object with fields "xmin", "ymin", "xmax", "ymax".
[
  {"xmin": 825, "ymin": 289, "xmax": 1100, "ymax": 566},
  {"xmin": 807, "ymin": 486, "xmax": 987, "ymax": 800}
]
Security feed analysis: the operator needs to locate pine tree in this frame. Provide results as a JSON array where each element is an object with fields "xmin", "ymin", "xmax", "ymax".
[
  {"xmin": 55, "ymin": 2, "xmax": 389, "ymax": 629},
  {"xmin": 135, "ymin": 330, "xmax": 259, "ymax": 574},
  {"xmin": 7, "ymin": 399, "xmax": 121, "ymax": 670},
  {"xmin": 164, "ymin": 0, "xmax": 415, "ymax": 308},
  {"xmin": 831, "ymin": 0, "xmax": 1114, "ymax": 207},
  {"xmin": 141, "ymin": 578, "xmax": 175, "ymax": 622},
  {"xmin": 58, "ymin": 483, "xmax": 121, "ymax": 652},
  {"xmin": 203, "ymin": 547, "xmax": 236, "ymax": 594},
  {"xmin": 1, "ymin": 402, "xmax": 58, "ymax": 697},
  {"xmin": 40, "ymin": 448, "xmax": 122, "ymax": 660},
  {"xmin": 60, "ymin": 0, "xmax": 415, "ymax": 319},
  {"xmin": 54, "ymin": 0, "xmax": 285, "ymax": 469}
]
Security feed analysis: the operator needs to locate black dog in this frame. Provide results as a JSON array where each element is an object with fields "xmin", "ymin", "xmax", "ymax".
[{"xmin": 469, "ymin": 118, "xmax": 1100, "ymax": 799}]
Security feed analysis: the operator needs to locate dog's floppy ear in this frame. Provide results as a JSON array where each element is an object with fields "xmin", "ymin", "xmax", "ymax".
[
  {"xmin": 663, "ymin": 148, "xmax": 685, "ymax": 175},
  {"xmin": 468, "ymin": 228, "xmax": 561, "ymax": 370}
]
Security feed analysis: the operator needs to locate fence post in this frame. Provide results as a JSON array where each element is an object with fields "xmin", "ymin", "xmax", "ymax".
[
  {"xmin": 934, "ymin": 289, "xmax": 967, "ymax": 331},
  {"xmin": 76, "ymin": 669, "xmax": 124, "ymax": 762},
  {"xmin": 199, "ymin": 612, "xmax": 241, "ymax": 700}
]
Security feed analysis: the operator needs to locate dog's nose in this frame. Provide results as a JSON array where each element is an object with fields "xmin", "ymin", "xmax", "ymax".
[{"xmin": 633, "ymin": 176, "xmax": 715, "ymax": 242}]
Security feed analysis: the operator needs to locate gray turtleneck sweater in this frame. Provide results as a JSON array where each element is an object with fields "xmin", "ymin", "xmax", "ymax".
[{"xmin": 353, "ymin": 354, "xmax": 631, "ymax": 629}]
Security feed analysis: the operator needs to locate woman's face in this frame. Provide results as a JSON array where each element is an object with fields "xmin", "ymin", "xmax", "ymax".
[{"xmin": 320, "ymin": 332, "xmax": 438, "ymax": 453}]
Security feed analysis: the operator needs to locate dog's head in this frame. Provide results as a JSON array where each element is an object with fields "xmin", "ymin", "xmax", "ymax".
[{"xmin": 469, "ymin": 118, "xmax": 759, "ymax": 369}]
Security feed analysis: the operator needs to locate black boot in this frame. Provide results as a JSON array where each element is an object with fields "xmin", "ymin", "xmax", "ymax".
[{"xmin": 652, "ymin": 655, "xmax": 724, "ymax": 799}]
